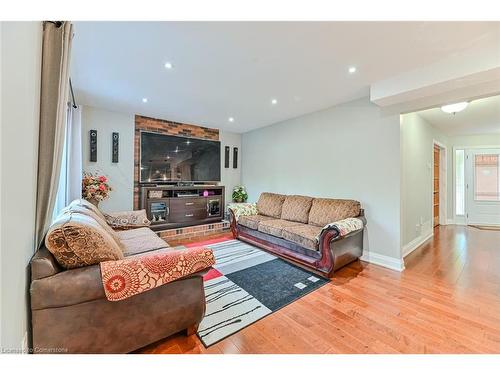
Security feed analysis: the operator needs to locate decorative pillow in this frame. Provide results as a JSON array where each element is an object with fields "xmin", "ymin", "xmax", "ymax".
[
  {"xmin": 280, "ymin": 195, "xmax": 314, "ymax": 223},
  {"xmin": 256, "ymin": 192, "xmax": 286, "ymax": 218},
  {"xmin": 308, "ymin": 198, "xmax": 361, "ymax": 227},
  {"xmin": 60, "ymin": 203, "xmax": 123, "ymax": 247},
  {"xmin": 45, "ymin": 212, "xmax": 124, "ymax": 269},
  {"xmin": 70, "ymin": 199, "xmax": 107, "ymax": 222},
  {"xmin": 104, "ymin": 209, "xmax": 151, "ymax": 230}
]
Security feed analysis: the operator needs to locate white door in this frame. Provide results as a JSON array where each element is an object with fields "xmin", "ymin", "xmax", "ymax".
[{"xmin": 466, "ymin": 148, "xmax": 500, "ymax": 225}]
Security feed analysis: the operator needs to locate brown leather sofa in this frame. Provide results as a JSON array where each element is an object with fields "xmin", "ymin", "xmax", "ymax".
[
  {"xmin": 229, "ymin": 193, "xmax": 366, "ymax": 277},
  {"xmin": 30, "ymin": 204, "xmax": 210, "ymax": 354}
]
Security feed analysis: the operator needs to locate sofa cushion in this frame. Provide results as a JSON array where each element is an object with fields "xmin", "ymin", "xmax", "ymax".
[
  {"xmin": 45, "ymin": 212, "xmax": 124, "ymax": 269},
  {"xmin": 282, "ymin": 224, "xmax": 323, "ymax": 251},
  {"xmin": 280, "ymin": 195, "xmax": 314, "ymax": 223},
  {"xmin": 116, "ymin": 227, "xmax": 170, "ymax": 257},
  {"xmin": 256, "ymin": 192, "xmax": 286, "ymax": 218},
  {"xmin": 308, "ymin": 198, "xmax": 361, "ymax": 227},
  {"xmin": 238, "ymin": 214, "xmax": 274, "ymax": 230},
  {"xmin": 258, "ymin": 219, "xmax": 303, "ymax": 238},
  {"xmin": 61, "ymin": 202, "xmax": 123, "ymax": 248},
  {"xmin": 70, "ymin": 199, "xmax": 107, "ymax": 222}
]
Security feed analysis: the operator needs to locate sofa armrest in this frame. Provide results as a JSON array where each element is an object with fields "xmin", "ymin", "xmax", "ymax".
[
  {"xmin": 227, "ymin": 203, "xmax": 257, "ymax": 222},
  {"xmin": 101, "ymin": 246, "xmax": 215, "ymax": 301},
  {"xmin": 318, "ymin": 217, "xmax": 365, "ymax": 242},
  {"xmin": 104, "ymin": 209, "xmax": 151, "ymax": 230},
  {"xmin": 31, "ymin": 247, "xmax": 62, "ymax": 280},
  {"xmin": 30, "ymin": 253, "xmax": 212, "ymax": 310},
  {"xmin": 30, "ymin": 264, "xmax": 105, "ymax": 310}
]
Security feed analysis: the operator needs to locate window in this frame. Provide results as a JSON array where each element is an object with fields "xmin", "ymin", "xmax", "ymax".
[
  {"xmin": 455, "ymin": 149, "xmax": 465, "ymax": 216},
  {"xmin": 474, "ymin": 154, "xmax": 500, "ymax": 201}
]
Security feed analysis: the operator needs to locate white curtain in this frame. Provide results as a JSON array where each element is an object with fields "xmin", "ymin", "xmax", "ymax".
[
  {"xmin": 52, "ymin": 104, "xmax": 82, "ymax": 219},
  {"xmin": 66, "ymin": 104, "xmax": 82, "ymax": 202}
]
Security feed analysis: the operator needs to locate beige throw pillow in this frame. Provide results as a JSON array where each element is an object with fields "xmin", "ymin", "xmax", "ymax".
[
  {"xmin": 104, "ymin": 209, "xmax": 151, "ymax": 230},
  {"xmin": 61, "ymin": 202, "xmax": 123, "ymax": 247},
  {"xmin": 45, "ymin": 212, "xmax": 124, "ymax": 269}
]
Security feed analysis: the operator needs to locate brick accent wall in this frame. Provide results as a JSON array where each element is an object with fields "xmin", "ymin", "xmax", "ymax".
[
  {"xmin": 158, "ymin": 221, "xmax": 230, "ymax": 243},
  {"xmin": 134, "ymin": 115, "xmax": 219, "ymax": 209}
]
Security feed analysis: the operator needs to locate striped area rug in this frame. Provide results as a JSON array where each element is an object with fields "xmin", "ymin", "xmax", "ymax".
[{"xmin": 186, "ymin": 239, "xmax": 329, "ymax": 347}]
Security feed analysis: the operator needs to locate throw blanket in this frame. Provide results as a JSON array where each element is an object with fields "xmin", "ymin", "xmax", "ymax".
[
  {"xmin": 318, "ymin": 217, "xmax": 364, "ymax": 240},
  {"xmin": 100, "ymin": 246, "xmax": 215, "ymax": 301},
  {"xmin": 227, "ymin": 202, "xmax": 258, "ymax": 221}
]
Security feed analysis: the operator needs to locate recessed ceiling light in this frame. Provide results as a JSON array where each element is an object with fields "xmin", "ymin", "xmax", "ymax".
[
  {"xmin": 271, "ymin": 99, "xmax": 278, "ymax": 105},
  {"xmin": 441, "ymin": 102, "xmax": 468, "ymax": 114},
  {"xmin": 142, "ymin": 98, "xmax": 148, "ymax": 103},
  {"xmin": 348, "ymin": 66, "xmax": 357, "ymax": 74},
  {"xmin": 164, "ymin": 62, "xmax": 173, "ymax": 69},
  {"xmin": 228, "ymin": 117, "xmax": 235, "ymax": 123}
]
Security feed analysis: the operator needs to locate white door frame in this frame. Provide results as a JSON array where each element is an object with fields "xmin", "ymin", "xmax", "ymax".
[
  {"xmin": 453, "ymin": 144, "xmax": 500, "ymax": 225},
  {"xmin": 432, "ymin": 140, "xmax": 447, "ymax": 227},
  {"xmin": 465, "ymin": 147, "xmax": 500, "ymax": 225}
]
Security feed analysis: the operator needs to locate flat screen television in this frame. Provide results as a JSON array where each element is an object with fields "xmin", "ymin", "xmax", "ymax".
[{"xmin": 140, "ymin": 132, "xmax": 221, "ymax": 183}]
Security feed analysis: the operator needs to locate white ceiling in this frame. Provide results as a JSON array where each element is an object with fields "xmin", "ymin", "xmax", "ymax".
[
  {"xmin": 71, "ymin": 21, "xmax": 500, "ymax": 133},
  {"xmin": 418, "ymin": 95, "xmax": 500, "ymax": 136}
]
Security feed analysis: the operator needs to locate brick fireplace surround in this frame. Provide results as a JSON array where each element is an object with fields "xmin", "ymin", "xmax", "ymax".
[
  {"xmin": 133, "ymin": 115, "xmax": 228, "ymax": 242},
  {"xmin": 133, "ymin": 114, "xmax": 219, "ymax": 209}
]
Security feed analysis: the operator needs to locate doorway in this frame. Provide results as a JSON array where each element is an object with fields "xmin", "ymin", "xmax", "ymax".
[
  {"xmin": 465, "ymin": 148, "xmax": 500, "ymax": 225},
  {"xmin": 433, "ymin": 142, "xmax": 447, "ymax": 228}
]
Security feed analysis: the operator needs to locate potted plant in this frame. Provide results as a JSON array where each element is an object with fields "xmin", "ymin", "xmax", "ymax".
[
  {"xmin": 232, "ymin": 185, "xmax": 248, "ymax": 203},
  {"xmin": 82, "ymin": 172, "xmax": 112, "ymax": 207}
]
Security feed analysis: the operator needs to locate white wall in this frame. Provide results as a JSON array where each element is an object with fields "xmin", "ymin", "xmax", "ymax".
[
  {"xmin": 400, "ymin": 113, "xmax": 448, "ymax": 254},
  {"xmin": 219, "ymin": 131, "xmax": 242, "ymax": 207},
  {"xmin": 449, "ymin": 134, "xmax": 500, "ymax": 148},
  {"xmin": 81, "ymin": 105, "xmax": 241, "ymax": 212},
  {"xmin": 0, "ymin": 21, "xmax": 42, "ymax": 351},
  {"xmin": 81, "ymin": 106, "xmax": 135, "ymax": 212},
  {"xmin": 241, "ymin": 97, "xmax": 402, "ymax": 265}
]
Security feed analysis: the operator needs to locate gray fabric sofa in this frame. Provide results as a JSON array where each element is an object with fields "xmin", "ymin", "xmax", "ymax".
[{"xmin": 229, "ymin": 193, "xmax": 366, "ymax": 277}]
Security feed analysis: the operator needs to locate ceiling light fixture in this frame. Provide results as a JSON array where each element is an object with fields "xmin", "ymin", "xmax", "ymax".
[
  {"xmin": 271, "ymin": 99, "xmax": 278, "ymax": 105},
  {"xmin": 164, "ymin": 62, "xmax": 173, "ymax": 69},
  {"xmin": 228, "ymin": 117, "xmax": 235, "ymax": 123},
  {"xmin": 441, "ymin": 102, "xmax": 468, "ymax": 114},
  {"xmin": 348, "ymin": 66, "xmax": 357, "ymax": 74},
  {"xmin": 142, "ymin": 98, "xmax": 148, "ymax": 103}
]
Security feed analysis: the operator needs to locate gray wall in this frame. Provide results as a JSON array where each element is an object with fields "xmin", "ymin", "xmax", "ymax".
[
  {"xmin": 82, "ymin": 106, "xmax": 135, "ymax": 212},
  {"xmin": 81, "ymin": 105, "xmax": 241, "ymax": 212},
  {"xmin": 400, "ymin": 113, "xmax": 448, "ymax": 250},
  {"xmin": 241, "ymin": 97, "xmax": 402, "ymax": 260},
  {"xmin": 0, "ymin": 21, "xmax": 42, "ymax": 350}
]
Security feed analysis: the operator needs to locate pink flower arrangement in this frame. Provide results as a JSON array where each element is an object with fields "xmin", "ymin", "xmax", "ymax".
[{"xmin": 82, "ymin": 172, "xmax": 112, "ymax": 203}]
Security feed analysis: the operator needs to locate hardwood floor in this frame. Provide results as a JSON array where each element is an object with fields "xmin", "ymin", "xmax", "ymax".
[{"xmin": 138, "ymin": 225, "xmax": 500, "ymax": 354}]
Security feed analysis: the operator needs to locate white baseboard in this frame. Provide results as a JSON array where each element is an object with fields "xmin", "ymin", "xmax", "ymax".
[
  {"xmin": 402, "ymin": 231, "xmax": 433, "ymax": 258},
  {"xmin": 360, "ymin": 251, "xmax": 405, "ymax": 272},
  {"xmin": 446, "ymin": 219, "xmax": 455, "ymax": 225}
]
